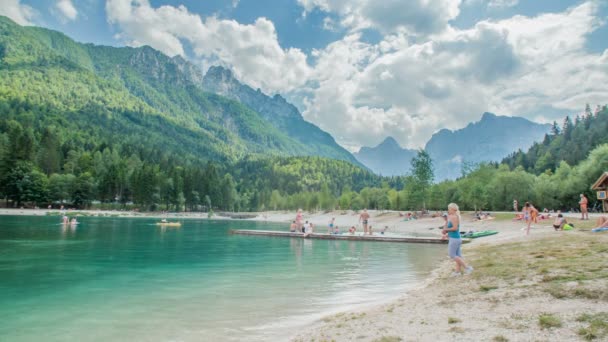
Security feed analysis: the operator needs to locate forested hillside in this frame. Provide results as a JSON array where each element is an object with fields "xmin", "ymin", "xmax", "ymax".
[
  {"xmin": 0, "ymin": 16, "xmax": 383, "ymax": 211},
  {"xmin": 0, "ymin": 15, "xmax": 605, "ymax": 214},
  {"xmin": 503, "ymin": 105, "xmax": 608, "ymax": 173}
]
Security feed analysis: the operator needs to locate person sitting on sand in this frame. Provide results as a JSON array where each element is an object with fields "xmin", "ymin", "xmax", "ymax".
[
  {"xmin": 553, "ymin": 213, "xmax": 567, "ymax": 231},
  {"xmin": 348, "ymin": 226, "xmax": 356, "ymax": 234},
  {"xmin": 595, "ymin": 216, "xmax": 608, "ymax": 228}
]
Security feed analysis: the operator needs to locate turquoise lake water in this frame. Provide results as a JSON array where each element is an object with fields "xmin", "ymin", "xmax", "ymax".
[{"xmin": 0, "ymin": 215, "xmax": 444, "ymax": 341}]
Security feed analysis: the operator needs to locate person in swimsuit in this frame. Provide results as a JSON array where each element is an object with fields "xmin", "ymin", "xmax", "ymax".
[
  {"xmin": 328, "ymin": 217, "xmax": 335, "ymax": 234},
  {"xmin": 359, "ymin": 209, "xmax": 370, "ymax": 235},
  {"xmin": 579, "ymin": 194, "xmax": 588, "ymax": 220},
  {"xmin": 522, "ymin": 202, "xmax": 537, "ymax": 236},
  {"xmin": 442, "ymin": 203, "xmax": 473, "ymax": 276},
  {"xmin": 552, "ymin": 213, "xmax": 566, "ymax": 231},
  {"xmin": 595, "ymin": 216, "xmax": 608, "ymax": 228},
  {"xmin": 289, "ymin": 221, "xmax": 297, "ymax": 233},
  {"xmin": 295, "ymin": 209, "xmax": 303, "ymax": 232}
]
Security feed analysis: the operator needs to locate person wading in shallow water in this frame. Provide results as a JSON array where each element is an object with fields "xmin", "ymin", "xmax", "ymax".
[{"xmin": 442, "ymin": 203, "xmax": 473, "ymax": 277}]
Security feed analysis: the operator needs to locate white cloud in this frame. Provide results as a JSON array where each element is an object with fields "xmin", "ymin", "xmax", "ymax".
[
  {"xmin": 301, "ymin": 1, "xmax": 608, "ymax": 149},
  {"xmin": 488, "ymin": 0, "xmax": 519, "ymax": 8},
  {"xmin": 105, "ymin": 0, "xmax": 311, "ymax": 93},
  {"xmin": 0, "ymin": 0, "xmax": 36, "ymax": 25},
  {"xmin": 297, "ymin": 0, "xmax": 462, "ymax": 35},
  {"xmin": 104, "ymin": 0, "xmax": 607, "ymax": 152},
  {"xmin": 55, "ymin": 0, "xmax": 78, "ymax": 21}
]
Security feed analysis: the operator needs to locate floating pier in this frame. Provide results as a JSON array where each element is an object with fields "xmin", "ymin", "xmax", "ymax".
[{"xmin": 230, "ymin": 230, "xmax": 463, "ymax": 244}]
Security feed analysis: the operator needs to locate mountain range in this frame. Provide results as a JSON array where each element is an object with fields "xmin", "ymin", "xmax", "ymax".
[
  {"xmin": 1, "ymin": 15, "xmax": 552, "ymax": 185},
  {"xmin": 354, "ymin": 112, "xmax": 551, "ymax": 180},
  {"xmin": 0, "ymin": 15, "xmax": 358, "ymax": 168}
]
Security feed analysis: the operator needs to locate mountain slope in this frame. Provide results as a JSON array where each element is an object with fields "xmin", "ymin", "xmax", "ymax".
[
  {"xmin": 202, "ymin": 66, "xmax": 360, "ymax": 164},
  {"xmin": 0, "ymin": 15, "xmax": 359, "ymax": 165},
  {"xmin": 353, "ymin": 137, "xmax": 417, "ymax": 176}
]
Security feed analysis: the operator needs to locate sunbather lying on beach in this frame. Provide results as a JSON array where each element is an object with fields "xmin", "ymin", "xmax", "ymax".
[{"xmin": 595, "ymin": 216, "xmax": 608, "ymax": 228}]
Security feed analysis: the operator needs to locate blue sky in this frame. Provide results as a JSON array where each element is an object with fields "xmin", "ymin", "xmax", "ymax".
[{"xmin": 1, "ymin": 0, "xmax": 607, "ymax": 151}]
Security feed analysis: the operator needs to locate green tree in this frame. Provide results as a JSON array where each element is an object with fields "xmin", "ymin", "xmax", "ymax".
[{"xmin": 410, "ymin": 150, "xmax": 434, "ymax": 210}]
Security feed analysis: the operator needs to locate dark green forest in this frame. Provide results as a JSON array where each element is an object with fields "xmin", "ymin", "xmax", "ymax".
[{"xmin": 0, "ymin": 15, "xmax": 606, "ymax": 213}]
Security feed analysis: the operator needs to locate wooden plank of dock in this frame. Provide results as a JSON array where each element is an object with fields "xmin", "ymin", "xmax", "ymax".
[{"xmin": 230, "ymin": 229, "xmax": 457, "ymax": 244}]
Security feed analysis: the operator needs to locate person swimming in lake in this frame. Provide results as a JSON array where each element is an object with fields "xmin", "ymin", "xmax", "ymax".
[
  {"xmin": 62, "ymin": 215, "xmax": 69, "ymax": 225},
  {"xmin": 70, "ymin": 217, "xmax": 78, "ymax": 225}
]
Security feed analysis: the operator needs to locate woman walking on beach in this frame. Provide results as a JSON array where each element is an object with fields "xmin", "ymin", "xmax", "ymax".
[
  {"xmin": 442, "ymin": 203, "xmax": 473, "ymax": 277},
  {"xmin": 522, "ymin": 202, "xmax": 538, "ymax": 235}
]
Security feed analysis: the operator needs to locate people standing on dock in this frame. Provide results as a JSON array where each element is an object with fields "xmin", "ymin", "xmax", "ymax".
[
  {"xmin": 295, "ymin": 209, "xmax": 303, "ymax": 231},
  {"xmin": 328, "ymin": 217, "xmax": 335, "ymax": 234},
  {"xmin": 579, "ymin": 194, "xmax": 588, "ymax": 220},
  {"xmin": 442, "ymin": 203, "xmax": 473, "ymax": 277},
  {"xmin": 359, "ymin": 209, "xmax": 370, "ymax": 235}
]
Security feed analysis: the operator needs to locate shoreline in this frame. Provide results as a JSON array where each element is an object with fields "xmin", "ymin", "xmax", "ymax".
[
  {"xmin": 288, "ymin": 214, "xmax": 607, "ymax": 341},
  {"xmin": 3, "ymin": 208, "xmax": 606, "ymax": 341}
]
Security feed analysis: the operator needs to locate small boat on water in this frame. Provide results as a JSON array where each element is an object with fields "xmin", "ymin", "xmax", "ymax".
[{"xmin": 156, "ymin": 221, "xmax": 182, "ymax": 227}]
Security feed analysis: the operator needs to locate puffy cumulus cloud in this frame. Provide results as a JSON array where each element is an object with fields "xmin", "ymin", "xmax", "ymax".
[
  {"xmin": 301, "ymin": 1, "xmax": 607, "ymax": 150},
  {"xmin": 296, "ymin": 0, "xmax": 462, "ymax": 35},
  {"xmin": 0, "ymin": 0, "xmax": 36, "ymax": 25},
  {"xmin": 105, "ymin": 0, "xmax": 310, "ymax": 93},
  {"xmin": 55, "ymin": 0, "xmax": 78, "ymax": 21}
]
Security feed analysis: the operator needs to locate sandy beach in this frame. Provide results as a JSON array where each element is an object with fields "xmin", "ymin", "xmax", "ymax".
[{"xmin": 2, "ymin": 208, "xmax": 606, "ymax": 341}]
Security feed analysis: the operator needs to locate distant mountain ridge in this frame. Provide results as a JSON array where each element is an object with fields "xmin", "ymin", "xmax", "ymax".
[
  {"xmin": 354, "ymin": 113, "xmax": 551, "ymax": 180},
  {"xmin": 353, "ymin": 137, "xmax": 417, "ymax": 176}
]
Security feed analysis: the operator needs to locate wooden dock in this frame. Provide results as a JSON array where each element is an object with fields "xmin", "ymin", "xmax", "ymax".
[{"xmin": 230, "ymin": 229, "xmax": 455, "ymax": 244}]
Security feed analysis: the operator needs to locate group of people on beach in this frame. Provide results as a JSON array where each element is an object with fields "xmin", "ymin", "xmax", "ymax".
[{"xmin": 290, "ymin": 208, "xmax": 378, "ymax": 236}]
